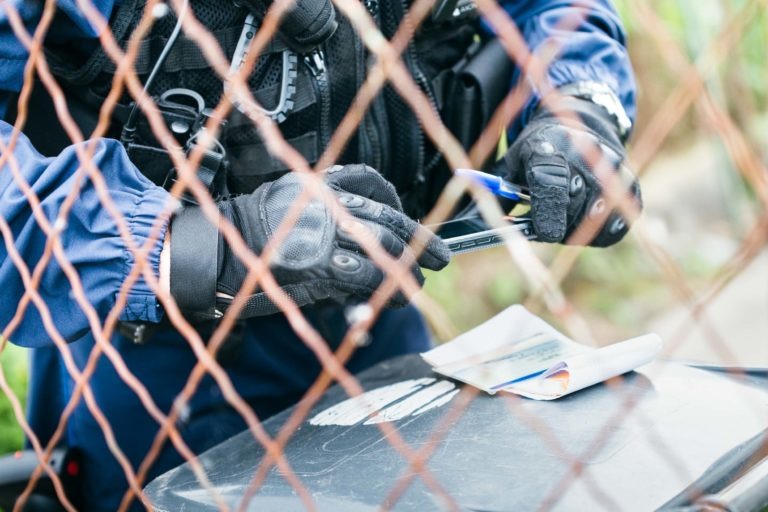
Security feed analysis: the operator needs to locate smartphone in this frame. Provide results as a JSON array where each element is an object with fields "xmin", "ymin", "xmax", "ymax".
[{"xmin": 431, "ymin": 215, "xmax": 536, "ymax": 254}]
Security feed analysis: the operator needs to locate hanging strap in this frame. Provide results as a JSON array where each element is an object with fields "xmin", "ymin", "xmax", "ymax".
[
  {"xmin": 227, "ymin": 132, "xmax": 318, "ymax": 176},
  {"xmin": 44, "ymin": 0, "xmax": 142, "ymax": 84}
]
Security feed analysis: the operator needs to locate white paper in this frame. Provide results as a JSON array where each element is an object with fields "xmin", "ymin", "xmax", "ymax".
[
  {"xmin": 422, "ymin": 306, "xmax": 663, "ymax": 400},
  {"xmin": 421, "ymin": 305, "xmax": 568, "ymax": 368},
  {"xmin": 504, "ymin": 334, "xmax": 663, "ymax": 400},
  {"xmin": 432, "ymin": 333, "xmax": 586, "ymax": 393}
]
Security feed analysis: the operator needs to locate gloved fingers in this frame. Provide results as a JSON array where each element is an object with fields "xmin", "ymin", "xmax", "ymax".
[
  {"xmin": 241, "ymin": 251, "xmax": 386, "ymax": 314},
  {"xmin": 367, "ymin": 204, "xmax": 449, "ymax": 271},
  {"xmin": 384, "ymin": 260, "xmax": 427, "ymax": 308},
  {"xmin": 523, "ymin": 136, "xmax": 571, "ymax": 243},
  {"xmin": 328, "ymin": 248, "xmax": 386, "ymax": 296},
  {"xmin": 336, "ymin": 218, "xmax": 406, "ymax": 259},
  {"xmin": 324, "ymin": 164, "xmax": 404, "ymax": 210},
  {"xmin": 328, "ymin": 247, "xmax": 428, "ymax": 301},
  {"xmin": 336, "ymin": 192, "xmax": 451, "ymax": 271},
  {"xmin": 230, "ymin": 283, "xmax": 329, "ymax": 318},
  {"xmin": 556, "ymin": 130, "xmax": 633, "ymax": 246},
  {"xmin": 339, "ymin": 220, "xmax": 436, "ymax": 306},
  {"xmin": 520, "ymin": 122, "xmax": 633, "ymax": 243},
  {"xmin": 405, "ymin": 250, "xmax": 427, "ymax": 288},
  {"xmin": 402, "ymin": 221, "xmax": 451, "ymax": 271},
  {"xmin": 587, "ymin": 178, "xmax": 641, "ymax": 247},
  {"xmin": 589, "ymin": 211, "xmax": 630, "ymax": 247},
  {"xmin": 333, "ymin": 247, "xmax": 427, "ymax": 308},
  {"xmin": 232, "ymin": 251, "xmax": 427, "ymax": 316}
]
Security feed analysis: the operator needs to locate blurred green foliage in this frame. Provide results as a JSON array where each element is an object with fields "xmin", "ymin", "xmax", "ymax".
[
  {"xmin": 425, "ymin": 0, "xmax": 767, "ymax": 340},
  {"xmin": 0, "ymin": 344, "xmax": 27, "ymax": 454},
  {"xmin": 423, "ymin": 236, "xmax": 706, "ymax": 343}
]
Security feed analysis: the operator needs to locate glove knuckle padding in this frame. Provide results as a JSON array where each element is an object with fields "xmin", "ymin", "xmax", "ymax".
[
  {"xmin": 212, "ymin": 165, "xmax": 452, "ymax": 318},
  {"xmin": 345, "ymin": 199, "xmax": 411, "ymax": 244},
  {"xmin": 325, "ymin": 163, "xmax": 403, "ymax": 210},
  {"xmin": 259, "ymin": 177, "xmax": 335, "ymax": 270},
  {"xmin": 336, "ymin": 219, "xmax": 405, "ymax": 258},
  {"xmin": 330, "ymin": 249, "xmax": 384, "ymax": 290}
]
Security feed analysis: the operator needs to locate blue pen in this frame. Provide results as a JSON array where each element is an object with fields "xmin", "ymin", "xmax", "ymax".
[
  {"xmin": 489, "ymin": 369, "xmax": 547, "ymax": 392},
  {"xmin": 456, "ymin": 168, "xmax": 531, "ymax": 203}
]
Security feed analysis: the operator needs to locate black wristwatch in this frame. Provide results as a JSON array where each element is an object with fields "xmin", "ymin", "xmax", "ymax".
[{"xmin": 557, "ymin": 81, "xmax": 633, "ymax": 142}]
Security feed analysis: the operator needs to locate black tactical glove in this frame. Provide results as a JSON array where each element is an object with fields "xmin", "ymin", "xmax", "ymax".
[
  {"xmin": 496, "ymin": 95, "xmax": 642, "ymax": 247},
  {"xmin": 170, "ymin": 164, "xmax": 450, "ymax": 320}
]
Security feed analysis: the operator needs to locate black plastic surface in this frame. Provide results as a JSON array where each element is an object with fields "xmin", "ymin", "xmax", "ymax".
[{"xmin": 145, "ymin": 355, "xmax": 768, "ymax": 511}]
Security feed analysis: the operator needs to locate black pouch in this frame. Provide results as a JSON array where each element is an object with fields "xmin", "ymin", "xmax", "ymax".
[
  {"xmin": 443, "ymin": 37, "xmax": 515, "ymax": 155},
  {"xmin": 421, "ymin": 37, "xmax": 515, "ymax": 212}
]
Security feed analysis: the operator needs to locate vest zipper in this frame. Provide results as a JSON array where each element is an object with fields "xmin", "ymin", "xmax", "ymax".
[
  {"xmin": 305, "ymin": 49, "xmax": 331, "ymax": 148},
  {"xmin": 368, "ymin": 86, "xmax": 389, "ymax": 175},
  {"xmin": 361, "ymin": 0, "xmax": 387, "ymax": 172},
  {"xmin": 404, "ymin": 33, "xmax": 438, "ymax": 205},
  {"xmin": 395, "ymin": 0, "xmax": 439, "ymax": 217}
]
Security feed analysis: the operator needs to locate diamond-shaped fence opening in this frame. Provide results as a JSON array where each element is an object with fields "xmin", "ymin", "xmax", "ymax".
[{"xmin": 0, "ymin": 0, "xmax": 766, "ymax": 510}]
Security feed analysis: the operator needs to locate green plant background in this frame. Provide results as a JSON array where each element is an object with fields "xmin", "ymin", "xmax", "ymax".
[{"xmin": 0, "ymin": 344, "xmax": 27, "ymax": 453}]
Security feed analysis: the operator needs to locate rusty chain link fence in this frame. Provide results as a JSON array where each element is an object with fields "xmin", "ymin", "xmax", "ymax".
[{"xmin": 0, "ymin": 0, "xmax": 766, "ymax": 510}]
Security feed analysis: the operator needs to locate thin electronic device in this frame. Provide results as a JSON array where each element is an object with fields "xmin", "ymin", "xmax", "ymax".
[
  {"xmin": 429, "ymin": 168, "xmax": 536, "ymax": 254},
  {"xmin": 432, "ymin": 214, "xmax": 535, "ymax": 254}
]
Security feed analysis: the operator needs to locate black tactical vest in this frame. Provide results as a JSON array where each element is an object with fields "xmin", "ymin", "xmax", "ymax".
[{"xmin": 22, "ymin": 0, "xmax": 500, "ymax": 218}]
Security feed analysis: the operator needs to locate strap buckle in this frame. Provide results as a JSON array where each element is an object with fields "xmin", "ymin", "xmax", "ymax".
[
  {"xmin": 155, "ymin": 89, "xmax": 229, "ymax": 203},
  {"xmin": 118, "ymin": 321, "xmax": 158, "ymax": 344}
]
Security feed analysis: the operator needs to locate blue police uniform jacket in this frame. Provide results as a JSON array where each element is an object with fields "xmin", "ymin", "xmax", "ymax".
[{"xmin": 0, "ymin": 0, "xmax": 636, "ymax": 509}]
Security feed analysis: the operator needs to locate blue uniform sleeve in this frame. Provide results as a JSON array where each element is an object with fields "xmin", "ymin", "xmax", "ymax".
[
  {"xmin": 0, "ymin": 0, "xmax": 164, "ymax": 348},
  {"xmin": 0, "ymin": 1, "xmax": 38, "ymax": 99},
  {"xmin": 0, "ymin": 120, "xmax": 171, "ymax": 347},
  {"xmin": 492, "ymin": 0, "xmax": 637, "ymax": 138}
]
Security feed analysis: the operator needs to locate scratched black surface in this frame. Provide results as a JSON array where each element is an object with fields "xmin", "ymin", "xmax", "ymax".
[{"xmin": 144, "ymin": 355, "xmax": 768, "ymax": 511}]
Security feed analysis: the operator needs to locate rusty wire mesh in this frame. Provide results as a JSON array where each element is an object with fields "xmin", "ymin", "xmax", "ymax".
[{"xmin": 0, "ymin": 0, "xmax": 766, "ymax": 510}]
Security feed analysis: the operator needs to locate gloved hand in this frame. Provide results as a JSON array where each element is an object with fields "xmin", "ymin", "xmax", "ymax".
[
  {"xmin": 170, "ymin": 164, "xmax": 450, "ymax": 320},
  {"xmin": 496, "ymin": 95, "xmax": 642, "ymax": 247}
]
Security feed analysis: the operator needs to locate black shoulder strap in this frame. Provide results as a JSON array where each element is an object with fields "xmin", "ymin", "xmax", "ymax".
[
  {"xmin": 4, "ymin": 82, "xmax": 123, "ymax": 157},
  {"xmin": 44, "ymin": 0, "xmax": 141, "ymax": 85}
]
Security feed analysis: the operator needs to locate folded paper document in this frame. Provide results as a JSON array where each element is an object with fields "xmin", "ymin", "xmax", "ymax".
[{"xmin": 421, "ymin": 305, "xmax": 662, "ymax": 400}]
